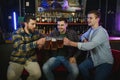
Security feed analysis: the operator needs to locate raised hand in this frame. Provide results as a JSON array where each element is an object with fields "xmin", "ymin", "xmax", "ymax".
[{"xmin": 36, "ymin": 38, "xmax": 46, "ymax": 49}]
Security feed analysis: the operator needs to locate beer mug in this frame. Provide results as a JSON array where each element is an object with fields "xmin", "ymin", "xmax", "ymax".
[
  {"xmin": 44, "ymin": 36, "xmax": 51, "ymax": 50},
  {"xmin": 57, "ymin": 37, "xmax": 64, "ymax": 48},
  {"xmin": 51, "ymin": 38, "xmax": 57, "ymax": 50}
]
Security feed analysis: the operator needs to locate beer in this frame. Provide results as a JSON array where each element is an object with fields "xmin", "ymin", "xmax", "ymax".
[
  {"xmin": 57, "ymin": 37, "xmax": 63, "ymax": 48},
  {"xmin": 44, "ymin": 37, "xmax": 51, "ymax": 50},
  {"xmin": 51, "ymin": 38, "xmax": 57, "ymax": 50}
]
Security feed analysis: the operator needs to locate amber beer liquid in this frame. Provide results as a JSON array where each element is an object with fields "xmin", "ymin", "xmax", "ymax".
[
  {"xmin": 44, "ymin": 37, "xmax": 51, "ymax": 50},
  {"xmin": 51, "ymin": 38, "xmax": 57, "ymax": 50},
  {"xmin": 57, "ymin": 38, "xmax": 63, "ymax": 48}
]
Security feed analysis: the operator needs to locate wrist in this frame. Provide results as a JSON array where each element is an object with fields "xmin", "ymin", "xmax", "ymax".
[
  {"xmin": 69, "ymin": 40, "xmax": 73, "ymax": 46},
  {"xmin": 70, "ymin": 41, "xmax": 78, "ymax": 47},
  {"xmin": 33, "ymin": 41, "xmax": 37, "ymax": 48}
]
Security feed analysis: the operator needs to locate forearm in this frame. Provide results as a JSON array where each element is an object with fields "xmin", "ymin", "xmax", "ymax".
[{"xmin": 69, "ymin": 41, "xmax": 78, "ymax": 48}]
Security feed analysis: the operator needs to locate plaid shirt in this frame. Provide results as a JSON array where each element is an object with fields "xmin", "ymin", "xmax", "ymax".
[
  {"xmin": 50, "ymin": 29, "xmax": 80, "ymax": 59},
  {"xmin": 10, "ymin": 27, "xmax": 44, "ymax": 64}
]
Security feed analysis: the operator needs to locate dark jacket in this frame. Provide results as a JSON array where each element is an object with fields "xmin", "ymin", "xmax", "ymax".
[{"xmin": 50, "ymin": 29, "xmax": 80, "ymax": 60}]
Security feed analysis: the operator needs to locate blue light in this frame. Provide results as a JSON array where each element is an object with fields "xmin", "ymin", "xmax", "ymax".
[{"xmin": 13, "ymin": 12, "xmax": 17, "ymax": 30}]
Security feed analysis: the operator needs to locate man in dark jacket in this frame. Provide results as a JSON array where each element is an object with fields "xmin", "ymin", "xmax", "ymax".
[{"xmin": 42, "ymin": 17, "xmax": 80, "ymax": 80}]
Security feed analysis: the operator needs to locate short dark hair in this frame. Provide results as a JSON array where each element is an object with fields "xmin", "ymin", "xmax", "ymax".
[
  {"xmin": 88, "ymin": 10, "xmax": 101, "ymax": 19},
  {"xmin": 24, "ymin": 15, "xmax": 36, "ymax": 23},
  {"xmin": 57, "ymin": 17, "xmax": 68, "ymax": 23}
]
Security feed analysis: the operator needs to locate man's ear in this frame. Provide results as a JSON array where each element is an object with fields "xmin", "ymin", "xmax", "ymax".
[
  {"xmin": 24, "ymin": 22, "xmax": 27, "ymax": 26},
  {"xmin": 97, "ymin": 18, "xmax": 100, "ymax": 22},
  {"xmin": 66, "ymin": 23, "xmax": 68, "ymax": 27}
]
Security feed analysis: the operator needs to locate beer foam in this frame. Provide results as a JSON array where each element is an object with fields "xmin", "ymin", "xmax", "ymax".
[{"xmin": 52, "ymin": 38, "xmax": 56, "ymax": 41}]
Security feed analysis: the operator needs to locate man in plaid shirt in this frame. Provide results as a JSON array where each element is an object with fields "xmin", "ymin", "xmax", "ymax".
[
  {"xmin": 42, "ymin": 18, "xmax": 80, "ymax": 80},
  {"xmin": 7, "ymin": 15, "xmax": 46, "ymax": 80}
]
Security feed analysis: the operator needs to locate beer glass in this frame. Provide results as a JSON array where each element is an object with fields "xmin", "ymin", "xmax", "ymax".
[
  {"xmin": 57, "ymin": 37, "xmax": 63, "ymax": 48},
  {"xmin": 51, "ymin": 38, "xmax": 57, "ymax": 50},
  {"xmin": 44, "ymin": 37, "xmax": 51, "ymax": 50}
]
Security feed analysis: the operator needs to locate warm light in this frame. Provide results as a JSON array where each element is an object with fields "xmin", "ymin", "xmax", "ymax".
[{"xmin": 72, "ymin": 13, "xmax": 75, "ymax": 16}]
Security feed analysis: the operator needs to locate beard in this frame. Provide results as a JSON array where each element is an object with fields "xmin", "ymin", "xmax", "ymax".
[
  {"xmin": 58, "ymin": 28, "xmax": 65, "ymax": 34},
  {"xmin": 28, "ymin": 28, "xmax": 35, "ymax": 34}
]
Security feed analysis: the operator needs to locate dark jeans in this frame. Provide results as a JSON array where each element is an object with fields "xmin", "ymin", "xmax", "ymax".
[
  {"xmin": 42, "ymin": 56, "xmax": 79, "ymax": 80},
  {"xmin": 78, "ymin": 57, "xmax": 112, "ymax": 80}
]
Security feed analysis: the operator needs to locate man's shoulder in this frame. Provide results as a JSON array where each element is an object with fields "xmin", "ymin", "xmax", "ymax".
[
  {"xmin": 13, "ymin": 27, "xmax": 24, "ymax": 35},
  {"xmin": 51, "ymin": 30, "xmax": 59, "ymax": 35},
  {"xmin": 67, "ymin": 29, "xmax": 77, "ymax": 34},
  {"xmin": 98, "ymin": 26, "xmax": 107, "ymax": 33}
]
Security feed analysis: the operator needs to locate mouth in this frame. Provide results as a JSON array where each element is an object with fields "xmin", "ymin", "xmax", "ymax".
[
  {"xmin": 58, "ymin": 28, "xmax": 62, "ymax": 31},
  {"xmin": 58, "ymin": 29, "xmax": 63, "ymax": 32}
]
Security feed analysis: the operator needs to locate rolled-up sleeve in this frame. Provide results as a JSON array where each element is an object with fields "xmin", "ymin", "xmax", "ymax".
[{"xmin": 78, "ymin": 42, "xmax": 82, "ymax": 49}]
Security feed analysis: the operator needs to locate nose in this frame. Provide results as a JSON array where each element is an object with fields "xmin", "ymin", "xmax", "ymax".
[{"xmin": 57, "ymin": 25, "xmax": 62, "ymax": 29}]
